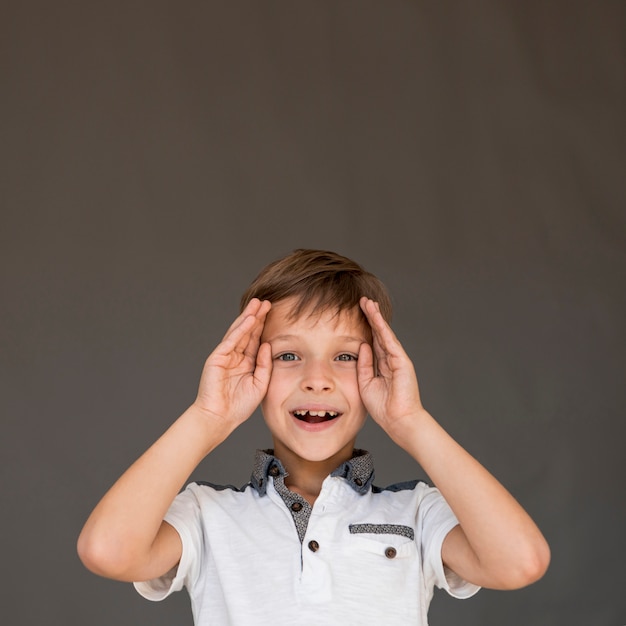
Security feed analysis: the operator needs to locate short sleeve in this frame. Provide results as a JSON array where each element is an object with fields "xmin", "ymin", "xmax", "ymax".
[
  {"xmin": 417, "ymin": 486, "xmax": 480, "ymax": 599},
  {"xmin": 133, "ymin": 484, "xmax": 204, "ymax": 601}
]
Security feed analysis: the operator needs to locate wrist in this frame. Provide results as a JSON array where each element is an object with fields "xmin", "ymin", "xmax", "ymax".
[
  {"xmin": 182, "ymin": 403, "xmax": 237, "ymax": 451},
  {"xmin": 384, "ymin": 408, "xmax": 433, "ymax": 449}
]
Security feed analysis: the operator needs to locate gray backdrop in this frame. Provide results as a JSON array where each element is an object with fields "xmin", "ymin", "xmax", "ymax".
[{"xmin": 2, "ymin": 2, "xmax": 624, "ymax": 625}]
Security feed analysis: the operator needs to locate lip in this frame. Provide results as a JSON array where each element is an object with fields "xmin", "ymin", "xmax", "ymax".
[
  {"xmin": 291, "ymin": 414, "xmax": 341, "ymax": 432},
  {"xmin": 291, "ymin": 403, "xmax": 342, "ymax": 415},
  {"xmin": 289, "ymin": 405, "xmax": 344, "ymax": 432}
]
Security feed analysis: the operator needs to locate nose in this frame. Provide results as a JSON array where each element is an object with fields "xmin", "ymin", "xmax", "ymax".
[{"xmin": 301, "ymin": 359, "xmax": 334, "ymax": 392}]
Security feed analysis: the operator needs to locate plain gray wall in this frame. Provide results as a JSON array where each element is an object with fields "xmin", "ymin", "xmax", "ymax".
[{"xmin": 1, "ymin": 2, "xmax": 625, "ymax": 624}]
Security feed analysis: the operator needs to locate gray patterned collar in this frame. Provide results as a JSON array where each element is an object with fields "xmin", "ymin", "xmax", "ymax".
[{"xmin": 250, "ymin": 448, "xmax": 375, "ymax": 496}]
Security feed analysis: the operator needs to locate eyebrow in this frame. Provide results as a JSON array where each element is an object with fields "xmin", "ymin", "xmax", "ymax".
[{"xmin": 267, "ymin": 334, "xmax": 366, "ymax": 344}]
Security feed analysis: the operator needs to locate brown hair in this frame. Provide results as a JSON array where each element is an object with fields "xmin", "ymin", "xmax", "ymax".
[{"xmin": 240, "ymin": 249, "xmax": 392, "ymax": 322}]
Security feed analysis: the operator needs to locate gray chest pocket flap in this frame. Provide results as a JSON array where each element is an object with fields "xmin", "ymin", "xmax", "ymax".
[{"xmin": 348, "ymin": 523, "xmax": 416, "ymax": 560}]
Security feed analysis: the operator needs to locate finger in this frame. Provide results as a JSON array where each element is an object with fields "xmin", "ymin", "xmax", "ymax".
[
  {"xmin": 252, "ymin": 342, "xmax": 273, "ymax": 392},
  {"xmin": 244, "ymin": 301, "xmax": 272, "ymax": 360},
  {"xmin": 220, "ymin": 299, "xmax": 270, "ymax": 353},
  {"xmin": 357, "ymin": 342, "xmax": 375, "ymax": 388},
  {"xmin": 233, "ymin": 306, "xmax": 271, "ymax": 358},
  {"xmin": 359, "ymin": 297, "xmax": 385, "ymax": 366},
  {"xmin": 360, "ymin": 298, "xmax": 410, "ymax": 381},
  {"xmin": 360, "ymin": 296, "xmax": 385, "ymax": 334},
  {"xmin": 222, "ymin": 298, "xmax": 263, "ymax": 341},
  {"xmin": 360, "ymin": 297, "xmax": 405, "ymax": 359},
  {"xmin": 216, "ymin": 313, "xmax": 260, "ymax": 358},
  {"xmin": 371, "ymin": 333, "xmax": 389, "ymax": 376},
  {"xmin": 252, "ymin": 299, "xmax": 272, "ymax": 325}
]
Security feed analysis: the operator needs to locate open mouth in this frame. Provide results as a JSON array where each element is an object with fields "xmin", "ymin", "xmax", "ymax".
[{"xmin": 292, "ymin": 410, "xmax": 341, "ymax": 424}]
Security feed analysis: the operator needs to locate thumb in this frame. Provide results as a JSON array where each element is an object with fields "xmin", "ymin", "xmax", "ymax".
[
  {"xmin": 357, "ymin": 342, "xmax": 375, "ymax": 391},
  {"xmin": 253, "ymin": 342, "xmax": 273, "ymax": 394}
]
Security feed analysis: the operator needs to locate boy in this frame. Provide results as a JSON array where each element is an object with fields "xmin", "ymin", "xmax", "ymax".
[{"xmin": 78, "ymin": 249, "xmax": 550, "ymax": 625}]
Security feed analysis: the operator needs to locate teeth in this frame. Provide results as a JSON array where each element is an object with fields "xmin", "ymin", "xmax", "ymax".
[{"xmin": 293, "ymin": 410, "xmax": 339, "ymax": 417}]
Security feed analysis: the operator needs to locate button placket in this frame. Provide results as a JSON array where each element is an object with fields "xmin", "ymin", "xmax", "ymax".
[{"xmin": 268, "ymin": 469, "xmax": 312, "ymax": 544}]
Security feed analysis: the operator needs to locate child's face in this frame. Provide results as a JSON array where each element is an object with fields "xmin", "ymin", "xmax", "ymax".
[{"xmin": 260, "ymin": 298, "xmax": 371, "ymax": 467}]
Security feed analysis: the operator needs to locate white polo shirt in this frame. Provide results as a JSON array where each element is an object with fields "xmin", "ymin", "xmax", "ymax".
[{"xmin": 134, "ymin": 450, "xmax": 479, "ymax": 625}]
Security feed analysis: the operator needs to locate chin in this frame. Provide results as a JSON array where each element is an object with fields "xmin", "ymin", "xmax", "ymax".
[{"xmin": 280, "ymin": 436, "xmax": 358, "ymax": 465}]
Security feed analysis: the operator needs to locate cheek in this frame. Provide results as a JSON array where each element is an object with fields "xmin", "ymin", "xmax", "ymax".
[
  {"xmin": 261, "ymin": 369, "xmax": 289, "ymax": 405},
  {"xmin": 336, "ymin": 367, "xmax": 360, "ymax": 391}
]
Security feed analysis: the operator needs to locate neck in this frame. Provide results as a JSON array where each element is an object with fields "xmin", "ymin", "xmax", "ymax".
[{"xmin": 272, "ymin": 442, "xmax": 356, "ymax": 505}]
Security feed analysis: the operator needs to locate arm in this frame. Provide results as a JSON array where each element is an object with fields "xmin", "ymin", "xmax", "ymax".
[
  {"xmin": 357, "ymin": 297, "xmax": 550, "ymax": 590},
  {"xmin": 77, "ymin": 299, "xmax": 272, "ymax": 583}
]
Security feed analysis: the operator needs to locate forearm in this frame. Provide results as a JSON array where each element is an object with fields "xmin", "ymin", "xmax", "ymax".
[
  {"xmin": 78, "ymin": 299, "xmax": 272, "ymax": 581},
  {"xmin": 77, "ymin": 404, "xmax": 233, "ymax": 579},
  {"xmin": 358, "ymin": 298, "xmax": 549, "ymax": 588},
  {"xmin": 389, "ymin": 409, "xmax": 550, "ymax": 588}
]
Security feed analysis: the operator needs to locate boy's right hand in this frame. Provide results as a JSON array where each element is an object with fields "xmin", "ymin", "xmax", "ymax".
[
  {"xmin": 193, "ymin": 298, "xmax": 273, "ymax": 430},
  {"xmin": 77, "ymin": 298, "xmax": 273, "ymax": 584}
]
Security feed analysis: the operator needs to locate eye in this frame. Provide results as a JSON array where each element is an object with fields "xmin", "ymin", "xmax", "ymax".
[
  {"xmin": 276, "ymin": 352, "xmax": 299, "ymax": 361},
  {"xmin": 335, "ymin": 353, "xmax": 357, "ymax": 362}
]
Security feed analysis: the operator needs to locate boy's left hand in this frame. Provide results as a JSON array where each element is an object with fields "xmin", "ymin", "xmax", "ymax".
[{"xmin": 357, "ymin": 297, "xmax": 424, "ymax": 437}]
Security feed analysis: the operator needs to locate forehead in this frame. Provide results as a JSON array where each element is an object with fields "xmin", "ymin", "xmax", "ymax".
[{"xmin": 262, "ymin": 298, "xmax": 370, "ymax": 342}]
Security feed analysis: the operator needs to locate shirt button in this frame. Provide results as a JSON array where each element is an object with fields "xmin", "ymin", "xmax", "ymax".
[
  {"xmin": 269, "ymin": 466, "xmax": 280, "ymax": 477},
  {"xmin": 354, "ymin": 478, "xmax": 363, "ymax": 486},
  {"xmin": 385, "ymin": 547, "xmax": 397, "ymax": 559},
  {"xmin": 308, "ymin": 540, "xmax": 320, "ymax": 552},
  {"xmin": 291, "ymin": 502, "xmax": 303, "ymax": 512}
]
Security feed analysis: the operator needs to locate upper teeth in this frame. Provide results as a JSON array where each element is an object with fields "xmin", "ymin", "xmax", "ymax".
[{"xmin": 294, "ymin": 410, "xmax": 338, "ymax": 417}]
